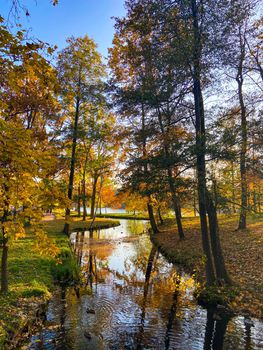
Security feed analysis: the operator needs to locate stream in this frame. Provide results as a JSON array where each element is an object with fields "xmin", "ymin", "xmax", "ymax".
[{"xmin": 27, "ymin": 219, "xmax": 263, "ymax": 349}]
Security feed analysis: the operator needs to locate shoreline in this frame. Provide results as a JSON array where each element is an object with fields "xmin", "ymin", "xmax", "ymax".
[
  {"xmin": 150, "ymin": 216, "xmax": 263, "ymax": 320},
  {"xmin": 0, "ymin": 216, "xmax": 120, "ymax": 349},
  {"xmin": 92, "ymin": 213, "xmax": 149, "ymax": 221}
]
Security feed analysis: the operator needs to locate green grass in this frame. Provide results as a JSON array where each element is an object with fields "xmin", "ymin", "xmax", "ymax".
[
  {"xmin": 50, "ymin": 247, "xmax": 80, "ymax": 287},
  {"xmin": 0, "ymin": 216, "xmax": 119, "ymax": 348}
]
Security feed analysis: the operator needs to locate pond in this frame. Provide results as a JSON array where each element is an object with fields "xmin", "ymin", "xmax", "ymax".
[{"xmin": 27, "ymin": 219, "xmax": 263, "ymax": 349}]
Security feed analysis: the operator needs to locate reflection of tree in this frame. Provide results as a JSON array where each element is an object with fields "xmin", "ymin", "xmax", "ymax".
[
  {"xmin": 203, "ymin": 309, "xmax": 231, "ymax": 350},
  {"xmin": 56, "ymin": 287, "xmax": 69, "ymax": 349},
  {"xmin": 127, "ymin": 220, "xmax": 148, "ymax": 236},
  {"xmin": 164, "ymin": 273, "xmax": 181, "ymax": 350},
  {"xmin": 71, "ymin": 226, "xmax": 215, "ymax": 350},
  {"xmin": 86, "ymin": 252, "xmax": 98, "ymax": 288},
  {"xmin": 137, "ymin": 246, "xmax": 158, "ymax": 348},
  {"xmin": 85, "ymin": 230, "xmax": 98, "ymax": 289},
  {"xmin": 74, "ymin": 231, "xmax": 85, "ymax": 265},
  {"xmin": 127, "ymin": 237, "xmax": 163, "ymax": 279},
  {"xmin": 244, "ymin": 319, "xmax": 253, "ymax": 350}
]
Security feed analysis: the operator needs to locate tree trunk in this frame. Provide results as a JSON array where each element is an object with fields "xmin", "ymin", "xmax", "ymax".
[
  {"xmin": 212, "ymin": 177, "xmax": 218, "ymax": 209},
  {"xmin": 156, "ymin": 104, "xmax": 185, "ymax": 239},
  {"xmin": 90, "ymin": 175, "xmax": 98, "ymax": 219},
  {"xmin": 167, "ymin": 168, "xmax": 185, "ymax": 239},
  {"xmin": 173, "ymin": 199, "xmax": 184, "ymax": 238},
  {"xmin": 82, "ymin": 152, "xmax": 89, "ymax": 221},
  {"xmin": 191, "ymin": 0, "xmax": 215, "ymax": 286},
  {"xmin": 193, "ymin": 200, "xmax": 197, "ymax": 217},
  {"xmin": 1, "ymin": 235, "xmax": 8, "ymax": 293},
  {"xmin": 236, "ymin": 30, "xmax": 247, "ymax": 230},
  {"xmin": 147, "ymin": 202, "xmax": 159, "ymax": 233},
  {"xmin": 77, "ymin": 183, "xmax": 81, "ymax": 217},
  {"xmin": 64, "ymin": 97, "xmax": 80, "ymax": 235},
  {"xmin": 99, "ymin": 198, "xmax": 102, "ymax": 215},
  {"xmin": 158, "ymin": 206, "xmax": 164, "ymax": 225},
  {"xmin": 206, "ymin": 191, "xmax": 231, "ymax": 285},
  {"xmin": 1, "ymin": 188, "xmax": 9, "ymax": 293},
  {"xmin": 231, "ymin": 162, "xmax": 236, "ymax": 213},
  {"xmin": 141, "ymin": 102, "xmax": 159, "ymax": 234},
  {"xmin": 258, "ymin": 187, "xmax": 262, "ymax": 213},
  {"xmin": 82, "ymin": 178, "xmax": 87, "ymax": 221}
]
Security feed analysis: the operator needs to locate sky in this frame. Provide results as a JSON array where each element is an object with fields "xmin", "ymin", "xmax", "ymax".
[{"xmin": 1, "ymin": 0, "xmax": 126, "ymax": 58}]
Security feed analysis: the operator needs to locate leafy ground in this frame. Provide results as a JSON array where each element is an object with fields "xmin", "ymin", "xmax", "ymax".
[
  {"xmin": 151, "ymin": 215, "xmax": 263, "ymax": 319},
  {"xmin": 0, "ymin": 216, "xmax": 119, "ymax": 348}
]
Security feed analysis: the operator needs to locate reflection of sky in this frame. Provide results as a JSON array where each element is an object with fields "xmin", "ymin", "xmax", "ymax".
[
  {"xmin": 107, "ymin": 242, "xmax": 137, "ymax": 276},
  {"xmin": 30, "ymin": 219, "xmax": 263, "ymax": 349},
  {"xmin": 71, "ymin": 219, "xmax": 148, "ymax": 241},
  {"xmin": 72, "ymin": 220, "xmax": 151, "ymax": 281},
  {"xmin": 72, "ymin": 220, "xmax": 263, "ymax": 349}
]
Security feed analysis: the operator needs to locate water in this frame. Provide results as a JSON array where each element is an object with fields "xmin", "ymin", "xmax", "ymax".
[{"xmin": 27, "ymin": 220, "xmax": 263, "ymax": 349}]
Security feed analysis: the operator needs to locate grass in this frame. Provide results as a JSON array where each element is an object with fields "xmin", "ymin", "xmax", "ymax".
[
  {"xmin": 151, "ymin": 214, "xmax": 263, "ymax": 319},
  {"xmin": 0, "ymin": 215, "xmax": 119, "ymax": 348}
]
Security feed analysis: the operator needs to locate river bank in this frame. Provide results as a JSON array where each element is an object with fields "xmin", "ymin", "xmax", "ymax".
[
  {"xmin": 151, "ymin": 215, "xmax": 263, "ymax": 320},
  {"xmin": 0, "ymin": 216, "xmax": 119, "ymax": 349},
  {"xmin": 96, "ymin": 212, "xmax": 149, "ymax": 220}
]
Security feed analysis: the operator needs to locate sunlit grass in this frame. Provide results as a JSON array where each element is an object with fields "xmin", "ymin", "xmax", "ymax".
[{"xmin": 0, "ymin": 215, "xmax": 119, "ymax": 347}]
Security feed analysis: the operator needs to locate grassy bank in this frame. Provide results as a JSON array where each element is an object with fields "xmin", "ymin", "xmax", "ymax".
[
  {"xmin": 151, "ymin": 215, "xmax": 263, "ymax": 319},
  {"xmin": 96, "ymin": 213, "xmax": 149, "ymax": 220},
  {"xmin": 0, "ymin": 216, "xmax": 119, "ymax": 348}
]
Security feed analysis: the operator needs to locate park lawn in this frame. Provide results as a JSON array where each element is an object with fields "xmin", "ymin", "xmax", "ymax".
[
  {"xmin": 152, "ymin": 215, "xmax": 263, "ymax": 319},
  {"xmin": 0, "ymin": 216, "xmax": 119, "ymax": 348}
]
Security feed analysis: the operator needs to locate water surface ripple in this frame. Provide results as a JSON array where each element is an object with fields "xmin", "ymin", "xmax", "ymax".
[{"xmin": 27, "ymin": 219, "xmax": 263, "ymax": 349}]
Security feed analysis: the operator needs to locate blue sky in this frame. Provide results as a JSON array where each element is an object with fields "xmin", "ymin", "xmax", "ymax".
[{"xmin": 1, "ymin": 0, "xmax": 126, "ymax": 58}]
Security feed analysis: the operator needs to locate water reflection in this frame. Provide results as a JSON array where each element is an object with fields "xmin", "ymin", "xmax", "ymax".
[
  {"xmin": 203, "ymin": 310, "xmax": 232, "ymax": 350},
  {"xmin": 27, "ymin": 220, "xmax": 263, "ymax": 350},
  {"xmin": 164, "ymin": 273, "xmax": 181, "ymax": 350}
]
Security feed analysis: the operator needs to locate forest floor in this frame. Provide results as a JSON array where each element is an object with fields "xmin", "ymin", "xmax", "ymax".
[
  {"xmin": 151, "ymin": 215, "xmax": 263, "ymax": 319},
  {"xmin": 0, "ymin": 215, "xmax": 119, "ymax": 349}
]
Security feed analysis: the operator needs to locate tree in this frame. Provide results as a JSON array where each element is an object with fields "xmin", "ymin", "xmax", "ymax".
[
  {"xmin": 74, "ymin": 100, "xmax": 119, "ymax": 220},
  {"xmin": 0, "ymin": 26, "xmax": 61, "ymax": 292},
  {"xmin": 109, "ymin": 4, "xmax": 195, "ymax": 237},
  {"xmin": 111, "ymin": 0, "xmax": 255, "ymax": 285},
  {"xmin": 57, "ymin": 36, "xmax": 105, "ymax": 234}
]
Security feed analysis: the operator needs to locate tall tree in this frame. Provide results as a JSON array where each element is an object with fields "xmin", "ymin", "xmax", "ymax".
[
  {"xmin": 57, "ymin": 36, "xmax": 105, "ymax": 235},
  {"xmin": 0, "ymin": 26, "xmax": 61, "ymax": 292},
  {"xmin": 111, "ymin": 0, "xmax": 255, "ymax": 285}
]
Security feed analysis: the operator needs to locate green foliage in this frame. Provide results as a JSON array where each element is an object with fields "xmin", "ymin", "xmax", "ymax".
[{"xmin": 51, "ymin": 248, "xmax": 80, "ymax": 287}]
